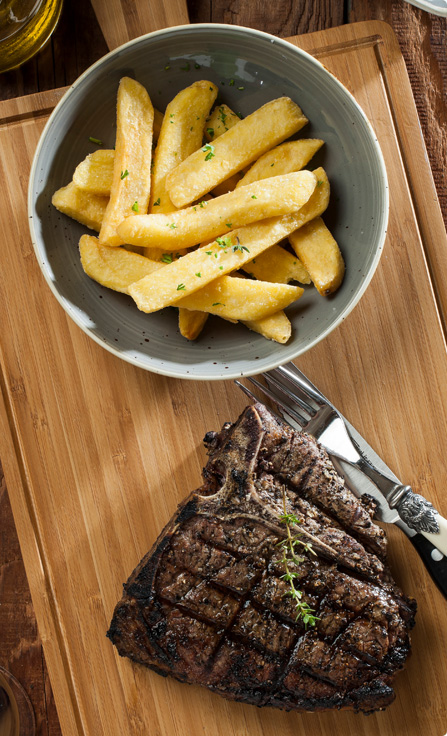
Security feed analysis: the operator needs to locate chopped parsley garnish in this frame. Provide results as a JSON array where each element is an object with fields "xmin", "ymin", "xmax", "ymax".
[
  {"xmin": 120, "ymin": 169, "xmax": 129, "ymax": 179},
  {"xmin": 131, "ymin": 201, "xmax": 139, "ymax": 212},
  {"xmin": 216, "ymin": 236, "xmax": 232, "ymax": 249},
  {"xmin": 195, "ymin": 63, "xmax": 200, "ymax": 69},
  {"xmin": 206, "ymin": 251, "xmax": 212, "ymax": 255},
  {"xmin": 238, "ymin": 86, "xmax": 245, "ymax": 90},
  {"xmin": 207, "ymin": 127, "xmax": 215, "ymax": 138},
  {"xmin": 271, "ymin": 163, "xmax": 275, "ymax": 167},
  {"xmin": 195, "ymin": 272, "xmax": 201, "ymax": 278},
  {"xmin": 88, "ymin": 136, "xmax": 102, "ymax": 145},
  {"xmin": 229, "ymin": 79, "xmax": 235, "ymax": 86},
  {"xmin": 169, "ymin": 223, "xmax": 177, "ymax": 229},
  {"xmin": 202, "ymin": 143, "xmax": 215, "ymax": 161},
  {"xmin": 251, "ymin": 195, "xmax": 257, "ymax": 199},
  {"xmin": 317, "ymin": 180, "xmax": 323, "ymax": 187},
  {"xmin": 199, "ymin": 200, "xmax": 207, "ymax": 208},
  {"xmin": 176, "ymin": 283, "xmax": 186, "ymax": 291},
  {"xmin": 161, "ymin": 253, "xmax": 173, "ymax": 263},
  {"xmin": 226, "ymin": 223, "xmax": 232, "ymax": 228},
  {"xmin": 219, "ymin": 266, "xmax": 223, "ymax": 270},
  {"xmin": 153, "ymin": 198, "xmax": 161, "ymax": 206},
  {"xmin": 164, "ymin": 64, "xmax": 171, "ymax": 70},
  {"xmin": 181, "ymin": 62, "xmax": 190, "ymax": 71},
  {"xmin": 218, "ymin": 107, "xmax": 227, "ymax": 124},
  {"xmin": 212, "ymin": 302, "xmax": 224, "ymax": 306}
]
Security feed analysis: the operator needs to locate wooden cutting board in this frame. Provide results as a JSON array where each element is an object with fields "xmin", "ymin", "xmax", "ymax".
[{"xmin": 1, "ymin": 5, "xmax": 447, "ymax": 734}]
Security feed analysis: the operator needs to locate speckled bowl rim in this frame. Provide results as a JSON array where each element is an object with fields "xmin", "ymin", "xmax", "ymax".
[{"xmin": 28, "ymin": 23, "xmax": 389, "ymax": 381}]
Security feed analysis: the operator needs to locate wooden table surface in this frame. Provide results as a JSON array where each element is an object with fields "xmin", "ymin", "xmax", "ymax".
[{"xmin": 0, "ymin": 1, "xmax": 446, "ymax": 734}]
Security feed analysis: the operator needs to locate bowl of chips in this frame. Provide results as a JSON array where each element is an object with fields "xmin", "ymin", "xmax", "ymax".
[{"xmin": 28, "ymin": 23, "xmax": 388, "ymax": 380}]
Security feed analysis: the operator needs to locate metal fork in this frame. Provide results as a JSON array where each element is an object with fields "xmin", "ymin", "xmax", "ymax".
[{"xmin": 235, "ymin": 362, "xmax": 447, "ymax": 568}]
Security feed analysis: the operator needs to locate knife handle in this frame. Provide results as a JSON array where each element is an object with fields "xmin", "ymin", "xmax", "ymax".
[{"xmin": 407, "ymin": 532, "xmax": 447, "ymax": 598}]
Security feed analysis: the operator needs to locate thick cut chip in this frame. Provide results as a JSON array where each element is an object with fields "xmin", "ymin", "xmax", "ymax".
[
  {"xmin": 150, "ymin": 80, "xmax": 218, "ymax": 214},
  {"xmin": 52, "ymin": 182, "xmax": 108, "ymax": 231},
  {"xmin": 99, "ymin": 77, "xmax": 154, "ymax": 247},
  {"xmin": 73, "ymin": 149, "xmax": 114, "ymax": 196},
  {"xmin": 72, "ymin": 110, "xmax": 163, "ymax": 198},
  {"xmin": 127, "ymin": 171, "xmax": 320, "ymax": 314},
  {"xmin": 176, "ymin": 277, "xmax": 303, "ymax": 321},
  {"xmin": 289, "ymin": 217, "xmax": 345, "ymax": 295},
  {"xmin": 179, "ymin": 310, "xmax": 209, "ymax": 340},
  {"xmin": 205, "ymin": 104, "xmax": 241, "ymax": 141},
  {"xmin": 165, "ymin": 97, "xmax": 308, "ymax": 208},
  {"xmin": 236, "ymin": 139, "xmax": 324, "ymax": 188},
  {"xmin": 243, "ymin": 244, "xmax": 310, "ymax": 284},
  {"xmin": 243, "ymin": 310, "xmax": 292, "ymax": 343},
  {"xmin": 79, "ymin": 234, "xmax": 162, "ymax": 293},
  {"xmin": 119, "ymin": 171, "xmax": 318, "ymax": 249}
]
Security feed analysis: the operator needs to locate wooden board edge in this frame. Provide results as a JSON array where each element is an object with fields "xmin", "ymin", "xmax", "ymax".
[
  {"xmin": 0, "ymin": 349, "xmax": 85, "ymax": 736},
  {"xmin": 0, "ymin": 87, "xmax": 68, "ymax": 127}
]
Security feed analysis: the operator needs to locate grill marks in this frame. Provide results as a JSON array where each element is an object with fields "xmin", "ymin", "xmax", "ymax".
[{"xmin": 108, "ymin": 404, "xmax": 416, "ymax": 714}]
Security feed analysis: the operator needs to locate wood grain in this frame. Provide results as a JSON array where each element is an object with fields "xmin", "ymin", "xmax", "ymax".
[{"xmin": 0, "ymin": 2, "xmax": 446, "ymax": 735}]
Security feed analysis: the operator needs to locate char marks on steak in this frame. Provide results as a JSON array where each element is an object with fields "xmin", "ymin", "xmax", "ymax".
[{"xmin": 107, "ymin": 403, "xmax": 416, "ymax": 713}]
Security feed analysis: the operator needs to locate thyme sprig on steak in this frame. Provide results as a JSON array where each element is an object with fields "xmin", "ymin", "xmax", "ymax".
[{"xmin": 278, "ymin": 487, "xmax": 319, "ymax": 628}]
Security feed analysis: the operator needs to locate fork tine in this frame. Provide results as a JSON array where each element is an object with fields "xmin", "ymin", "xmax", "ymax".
[
  {"xmin": 264, "ymin": 371, "xmax": 316, "ymax": 417},
  {"xmin": 244, "ymin": 376, "xmax": 309, "ymax": 428},
  {"xmin": 272, "ymin": 363, "xmax": 327, "ymax": 406}
]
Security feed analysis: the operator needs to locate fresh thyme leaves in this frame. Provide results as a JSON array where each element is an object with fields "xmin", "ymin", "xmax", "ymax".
[
  {"xmin": 120, "ymin": 169, "xmax": 129, "ymax": 179},
  {"xmin": 88, "ymin": 136, "xmax": 103, "ymax": 145},
  {"xmin": 131, "ymin": 201, "xmax": 139, "ymax": 212},
  {"xmin": 202, "ymin": 143, "xmax": 215, "ymax": 161},
  {"xmin": 278, "ymin": 487, "xmax": 319, "ymax": 629},
  {"xmin": 232, "ymin": 237, "xmax": 249, "ymax": 254}
]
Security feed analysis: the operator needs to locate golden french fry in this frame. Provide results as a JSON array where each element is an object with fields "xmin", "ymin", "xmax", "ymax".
[
  {"xmin": 118, "ymin": 171, "xmax": 317, "ymax": 249},
  {"xmin": 149, "ymin": 83, "xmax": 218, "ymax": 337},
  {"xmin": 205, "ymin": 104, "xmax": 241, "ymax": 141},
  {"xmin": 150, "ymin": 80, "xmax": 218, "ymax": 214},
  {"xmin": 243, "ymin": 310, "xmax": 292, "ymax": 343},
  {"xmin": 288, "ymin": 216, "xmax": 344, "ymax": 295},
  {"xmin": 205, "ymin": 105, "xmax": 246, "ymax": 196},
  {"xmin": 73, "ymin": 149, "xmax": 114, "ymax": 195},
  {"xmin": 79, "ymin": 234, "xmax": 162, "ymax": 293},
  {"xmin": 165, "ymin": 97, "xmax": 308, "ymax": 208},
  {"xmin": 243, "ymin": 244, "xmax": 310, "ymax": 284},
  {"xmin": 127, "ymin": 170, "xmax": 320, "ymax": 314},
  {"xmin": 176, "ymin": 277, "xmax": 303, "ymax": 321},
  {"xmin": 52, "ymin": 182, "xmax": 108, "ymax": 231},
  {"xmin": 99, "ymin": 77, "xmax": 154, "ymax": 247},
  {"xmin": 236, "ymin": 139, "xmax": 324, "ymax": 188},
  {"xmin": 178, "ymin": 310, "xmax": 209, "ymax": 340}
]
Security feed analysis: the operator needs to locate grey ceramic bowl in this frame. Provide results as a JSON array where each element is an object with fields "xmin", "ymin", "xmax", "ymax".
[{"xmin": 28, "ymin": 23, "xmax": 388, "ymax": 380}]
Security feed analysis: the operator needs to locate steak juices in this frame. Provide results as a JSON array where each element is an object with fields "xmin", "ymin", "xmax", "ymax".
[{"xmin": 108, "ymin": 404, "xmax": 416, "ymax": 713}]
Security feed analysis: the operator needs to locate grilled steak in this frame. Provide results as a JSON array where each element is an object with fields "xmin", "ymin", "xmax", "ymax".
[{"xmin": 107, "ymin": 403, "xmax": 416, "ymax": 713}]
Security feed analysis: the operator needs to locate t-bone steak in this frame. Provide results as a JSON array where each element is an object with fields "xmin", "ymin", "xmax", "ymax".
[{"xmin": 107, "ymin": 403, "xmax": 416, "ymax": 713}]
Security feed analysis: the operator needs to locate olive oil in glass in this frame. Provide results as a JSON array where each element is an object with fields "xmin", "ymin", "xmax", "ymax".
[{"xmin": 0, "ymin": 0, "xmax": 63, "ymax": 73}]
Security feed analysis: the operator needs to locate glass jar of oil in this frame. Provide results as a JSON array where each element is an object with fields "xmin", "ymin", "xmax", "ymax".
[{"xmin": 0, "ymin": 0, "xmax": 63, "ymax": 73}]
